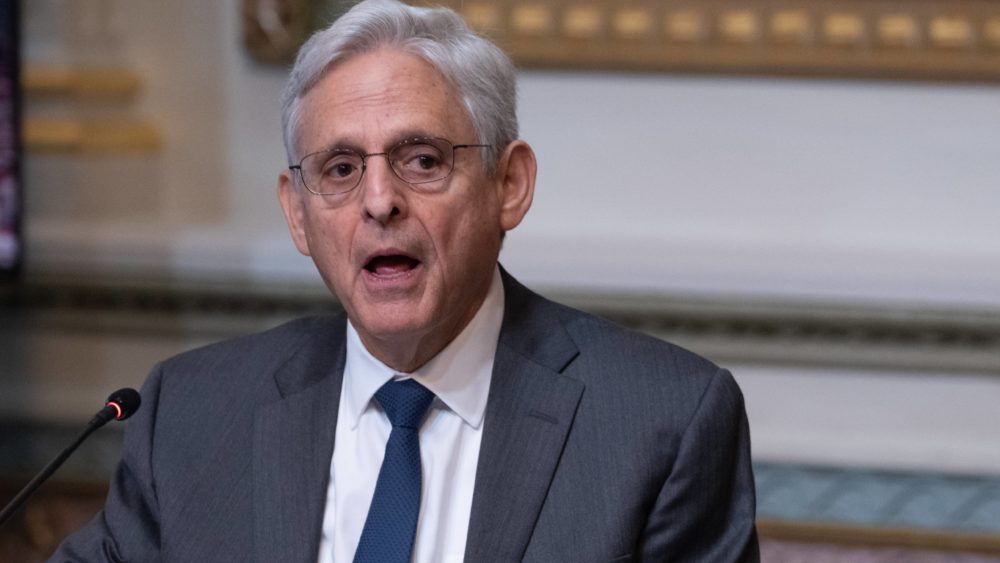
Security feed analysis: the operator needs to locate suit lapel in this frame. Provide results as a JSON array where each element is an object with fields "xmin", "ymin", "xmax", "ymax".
[
  {"xmin": 246, "ymin": 275, "xmax": 582, "ymax": 561},
  {"xmin": 252, "ymin": 317, "xmax": 347, "ymax": 563},
  {"xmin": 464, "ymin": 272, "xmax": 584, "ymax": 561}
]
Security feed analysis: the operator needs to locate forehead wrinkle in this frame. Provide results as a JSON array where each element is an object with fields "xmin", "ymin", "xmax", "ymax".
[{"xmin": 306, "ymin": 99, "xmax": 450, "ymax": 155}]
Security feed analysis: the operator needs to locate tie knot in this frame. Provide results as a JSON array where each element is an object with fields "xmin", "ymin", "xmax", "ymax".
[{"xmin": 374, "ymin": 379, "xmax": 435, "ymax": 430}]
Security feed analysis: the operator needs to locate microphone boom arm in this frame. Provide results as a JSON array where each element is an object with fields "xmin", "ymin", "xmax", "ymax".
[{"xmin": 0, "ymin": 388, "xmax": 141, "ymax": 528}]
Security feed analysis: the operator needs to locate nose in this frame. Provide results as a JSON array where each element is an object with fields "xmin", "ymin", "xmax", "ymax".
[{"xmin": 360, "ymin": 153, "xmax": 406, "ymax": 225}]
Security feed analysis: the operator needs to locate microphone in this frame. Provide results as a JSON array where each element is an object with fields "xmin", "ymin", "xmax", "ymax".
[
  {"xmin": 0, "ymin": 388, "xmax": 142, "ymax": 528},
  {"xmin": 91, "ymin": 387, "xmax": 142, "ymax": 426}
]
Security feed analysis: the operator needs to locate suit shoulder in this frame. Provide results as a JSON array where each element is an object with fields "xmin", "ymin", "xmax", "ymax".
[
  {"xmin": 163, "ymin": 315, "xmax": 340, "ymax": 369},
  {"xmin": 501, "ymin": 273, "xmax": 719, "ymax": 382},
  {"xmin": 153, "ymin": 315, "xmax": 344, "ymax": 399},
  {"xmin": 140, "ymin": 315, "xmax": 344, "ymax": 440},
  {"xmin": 548, "ymin": 301, "xmax": 745, "ymax": 435},
  {"xmin": 551, "ymin": 300, "xmax": 721, "ymax": 377}
]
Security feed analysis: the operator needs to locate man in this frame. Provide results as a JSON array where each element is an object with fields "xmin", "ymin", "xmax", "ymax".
[{"xmin": 52, "ymin": 0, "xmax": 757, "ymax": 561}]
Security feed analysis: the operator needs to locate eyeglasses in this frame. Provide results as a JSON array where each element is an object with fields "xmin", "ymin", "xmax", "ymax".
[{"xmin": 289, "ymin": 137, "xmax": 490, "ymax": 196}]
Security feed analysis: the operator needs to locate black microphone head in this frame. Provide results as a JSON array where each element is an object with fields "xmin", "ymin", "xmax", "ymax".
[{"xmin": 106, "ymin": 388, "xmax": 141, "ymax": 421}]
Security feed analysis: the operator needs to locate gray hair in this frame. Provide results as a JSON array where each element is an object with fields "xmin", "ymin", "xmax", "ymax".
[{"xmin": 280, "ymin": 0, "xmax": 518, "ymax": 172}]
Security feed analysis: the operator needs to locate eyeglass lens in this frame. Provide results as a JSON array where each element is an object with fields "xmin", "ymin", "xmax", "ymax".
[{"xmin": 300, "ymin": 138, "xmax": 457, "ymax": 195}]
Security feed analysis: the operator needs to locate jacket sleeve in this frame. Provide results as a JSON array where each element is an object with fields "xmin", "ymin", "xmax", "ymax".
[
  {"xmin": 639, "ymin": 368, "xmax": 759, "ymax": 562},
  {"xmin": 47, "ymin": 365, "xmax": 165, "ymax": 563}
]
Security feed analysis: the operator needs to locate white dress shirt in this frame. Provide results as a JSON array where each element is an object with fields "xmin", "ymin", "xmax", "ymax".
[{"xmin": 318, "ymin": 268, "xmax": 504, "ymax": 563}]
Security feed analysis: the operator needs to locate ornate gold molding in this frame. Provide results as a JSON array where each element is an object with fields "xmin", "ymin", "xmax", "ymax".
[
  {"xmin": 22, "ymin": 67, "xmax": 142, "ymax": 100},
  {"xmin": 21, "ymin": 67, "xmax": 161, "ymax": 153},
  {"xmin": 441, "ymin": 0, "xmax": 1000, "ymax": 80},
  {"xmin": 22, "ymin": 65, "xmax": 162, "ymax": 154},
  {"xmin": 23, "ymin": 119, "xmax": 161, "ymax": 153},
  {"xmin": 246, "ymin": 0, "xmax": 1000, "ymax": 81}
]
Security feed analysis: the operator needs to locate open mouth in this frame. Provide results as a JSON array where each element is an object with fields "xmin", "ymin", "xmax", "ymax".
[{"xmin": 364, "ymin": 254, "xmax": 421, "ymax": 277}]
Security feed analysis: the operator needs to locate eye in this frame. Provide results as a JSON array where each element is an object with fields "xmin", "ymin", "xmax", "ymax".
[
  {"xmin": 328, "ymin": 162, "xmax": 356, "ymax": 178},
  {"xmin": 414, "ymin": 153, "xmax": 442, "ymax": 170},
  {"xmin": 392, "ymin": 140, "xmax": 449, "ymax": 181},
  {"xmin": 320, "ymin": 153, "xmax": 361, "ymax": 180}
]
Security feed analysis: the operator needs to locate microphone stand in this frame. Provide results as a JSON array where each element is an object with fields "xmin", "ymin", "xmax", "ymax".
[{"xmin": 0, "ymin": 394, "xmax": 136, "ymax": 529}]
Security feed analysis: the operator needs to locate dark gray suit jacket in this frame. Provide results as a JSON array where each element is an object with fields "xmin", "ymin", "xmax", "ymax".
[{"xmin": 52, "ymin": 272, "xmax": 758, "ymax": 562}]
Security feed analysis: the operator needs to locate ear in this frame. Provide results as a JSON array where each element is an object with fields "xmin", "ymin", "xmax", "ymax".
[
  {"xmin": 494, "ymin": 140, "xmax": 536, "ymax": 232},
  {"xmin": 277, "ymin": 170, "xmax": 313, "ymax": 257}
]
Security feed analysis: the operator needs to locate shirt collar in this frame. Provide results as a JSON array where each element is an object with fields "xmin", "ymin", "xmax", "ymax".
[{"xmin": 343, "ymin": 267, "xmax": 504, "ymax": 430}]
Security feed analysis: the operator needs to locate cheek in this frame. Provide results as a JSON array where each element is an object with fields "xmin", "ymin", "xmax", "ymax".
[
  {"xmin": 439, "ymin": 198, "xmax": 502, "ymax": 263},
  {"xmin": 303, "ymin": 209, "xmax": 354, "ymax": 269}
]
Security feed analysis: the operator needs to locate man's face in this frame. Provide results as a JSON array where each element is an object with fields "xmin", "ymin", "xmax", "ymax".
[{"xmin": 278, "ymin": 48, "xmax": 530, "ymax": 370}]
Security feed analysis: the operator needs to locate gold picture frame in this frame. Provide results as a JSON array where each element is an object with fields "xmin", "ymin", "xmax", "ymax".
[{"xmin": 244, "ymin": 0, "xmax": 1000, "ymax": 81}]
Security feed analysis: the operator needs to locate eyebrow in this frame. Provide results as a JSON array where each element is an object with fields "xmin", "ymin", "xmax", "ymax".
[{"xmin": 312, "ymin": 129, "xmax": 443, "ymax": 155}]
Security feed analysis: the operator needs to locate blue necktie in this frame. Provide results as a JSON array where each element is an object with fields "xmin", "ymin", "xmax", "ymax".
[{"xmin": 353, "ymin": 379, "xmax": 435, "ymax": 563}]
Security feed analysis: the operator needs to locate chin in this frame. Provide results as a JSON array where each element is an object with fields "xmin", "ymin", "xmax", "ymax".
[{"xmin": 354, "ymin": 306, "xmax": 431, "ymax": 342}]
